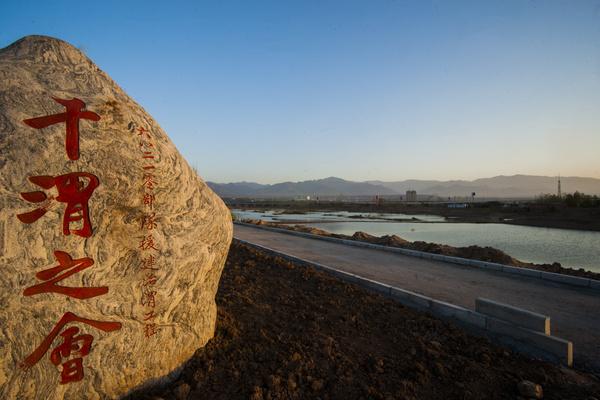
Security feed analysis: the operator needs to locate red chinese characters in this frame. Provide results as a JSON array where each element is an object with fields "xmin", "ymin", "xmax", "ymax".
[
  {"xmin": 140, "ymin": 213, "xmax": 157, "ymax": 231},
  {"xmin": 23, "ymin": 250, "xmax": 108, "ymax": 299},
  {"xmin": 17, "ymin": 172, "xmax": 99, "ymax": 237},
  {"xmin": 16, "ymin": 95, "xmax": 122, "ymax": 385},
  {"xmin": 23, "ymin": 97, "xmax": 100, "ymax": 161},
  {"xmin": 137, "ymin": 124, "xmax": 161, "ymax": 338},
  {"xmin": 141, "ymin": 255, "xmax": 158, "ymax": 271},
  {"xmin": 20, "ymin": 312, "xmax": 121, "ymax": 384},
  {"xmin": 143, "ymin": 193, "xmax": 155, "ymax": 210},
  {"xmin": 50, "ymin": 327, "xmax": 92, "ymax": 384}
]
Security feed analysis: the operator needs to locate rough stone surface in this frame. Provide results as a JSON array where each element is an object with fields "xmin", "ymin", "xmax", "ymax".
[{"xmin": 0, "ymin": 35, "xmax": 232, "ymax": 399}]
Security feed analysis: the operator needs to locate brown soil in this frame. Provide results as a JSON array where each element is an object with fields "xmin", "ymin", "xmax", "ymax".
[
  {"xmin": 128, "ymin": 242, "xmax": 600, "ymax": 400},
  {"xmin": 243, "ymin": 220, "xmax": 600, "ymax": 281}
]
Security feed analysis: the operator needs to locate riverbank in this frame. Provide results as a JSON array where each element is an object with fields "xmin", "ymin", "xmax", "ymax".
[
  {"xmin": 243, "ymin": 220, "xmax": 600, "ymax": 280},
  {"xmin": 128, "ymin": 241, "xmax": 599, "ymax": 399},
  {"xmin": 228, "ymin": 201, "xmax": 600, "ymax": 232}
]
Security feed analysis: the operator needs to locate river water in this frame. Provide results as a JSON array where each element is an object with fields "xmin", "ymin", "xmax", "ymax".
[{"xmin": 232, "ymin": 209, "xmax": 600, "ymax": 272}]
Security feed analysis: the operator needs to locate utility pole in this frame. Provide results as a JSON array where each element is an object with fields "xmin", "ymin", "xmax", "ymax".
[{"xmin": 558, "ymin": 174, "xmax": 562, "ymax": 199}]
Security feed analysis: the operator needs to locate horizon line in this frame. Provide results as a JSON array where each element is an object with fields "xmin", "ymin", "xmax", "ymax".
[{"xmin": 207, "ymin": 173, "xmax": 600, "ymax": 185}]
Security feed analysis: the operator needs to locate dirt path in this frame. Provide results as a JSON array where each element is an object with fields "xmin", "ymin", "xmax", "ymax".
[{"xmin": 234, "ymin": 223, "xmax": 600, "ymax": 372}]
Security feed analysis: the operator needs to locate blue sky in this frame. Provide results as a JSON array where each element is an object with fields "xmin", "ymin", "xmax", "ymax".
[{"xmin": 2, "ymin": 1, "xmax": 600, "ymax": 183}]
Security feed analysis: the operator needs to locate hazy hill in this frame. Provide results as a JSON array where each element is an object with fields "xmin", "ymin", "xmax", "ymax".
[
  {"xmin": 207, "ymin": 181, "xmax": 265, "ymax": 197},
  {"xmin": 208, "ymin": 175, "xmax": 600, "ymax": 198},
  {"xmin": 208, "ymin": 177, "xmax": 395, "ymax": 198},
  {"xmin": 371, "ymin": 175, "xmax": 600, "ymax": 198}
]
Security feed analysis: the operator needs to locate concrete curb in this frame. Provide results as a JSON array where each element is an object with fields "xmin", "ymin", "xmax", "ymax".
[
  {"xmin": 476, "ymin": 298, "xmax": 551, "ymax": 334},
  {"xmin": 234, "ymin": 237, "xmax": 574, "ymax": 367},
  {"xmin": 235, "ymin": 222, "xmax": 600, "ymax": 292}
]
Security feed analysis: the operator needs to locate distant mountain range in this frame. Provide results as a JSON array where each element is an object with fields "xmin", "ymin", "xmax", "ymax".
[
  {"xmin": 208, "ymin": 177, "xmax": 396, "ymax": 198},
  {"xmin": 207, "ymin": 175, "xmax": 600, "ymax": 199}
]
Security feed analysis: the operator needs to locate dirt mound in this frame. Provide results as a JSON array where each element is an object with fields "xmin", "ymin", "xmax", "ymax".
[
  {"xmin": 407, "ymin": 242, "xmax": 519, "ymax": 265},
  {"xmin": 379, "ymin": 234, "xmax": 411, "ymax": 247},
  {"xmin": 352, "ymin": 232, "xmax": 410, "ymax": 247},
  {"xmin": 243, "ymin": 219, "xmax": 268, "ymax": 225},
  {"xmin": 290, "ymin": 224, "xmax": 333, "ymax": 237},
  {"xmin": 129, "ymin": 242, "xmax": 600, "ymax": 400},
  {"xmin": 351, "ymin": 231, "xmax": 377, "ymax": 241}
]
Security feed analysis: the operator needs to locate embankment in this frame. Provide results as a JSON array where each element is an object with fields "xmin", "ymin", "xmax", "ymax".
[{"xmin": 243, "ymin": 220, "xmax": 600, "ymax": 280}]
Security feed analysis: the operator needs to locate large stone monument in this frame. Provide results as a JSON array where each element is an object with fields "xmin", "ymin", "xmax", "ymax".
[{"xmin": 0, "ymin": 35, "xmax": 232, "ymax": 399}]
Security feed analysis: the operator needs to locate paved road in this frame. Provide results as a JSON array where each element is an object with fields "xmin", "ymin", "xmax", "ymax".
[{"xmin": 234, "ymin": 223, "xmax": 600, "ymax": 371}]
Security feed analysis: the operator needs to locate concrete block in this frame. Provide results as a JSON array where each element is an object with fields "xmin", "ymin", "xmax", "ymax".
[
  {"xmin": 329, "ymin": 269, "xmax": 361, "ymax": 285},
  {"xmin": 410, "ymin": 251, "xmax": 424, "ymax": 259},
  {"xmin": 589, "ymin": 279, "xmax": 600, "ymax": 291},
  {"xmin": 343, "ymin": 274, "xmax": 363, "ymax": 285},
  {"xmin": 477, "ymin": 261, "xmax": 504, "ymax": 271},
  {"xmin": 448, "ymin": 256, "xmax": 470, "ymax": 266},
  {"xmin": 476, "ymin": 298, "xmax": 550, "ymax": 334},
  {"xmin": 486, "ymin": 317, "xmax": 572, "ymax": 366},
  {"xmin": 391, "ymin": 248, "xmax": 406, "ymax": 256},
  {"xmin": 429, "ymin": 300, "xmax": 487, "ymax": 329},
  {"xmin": 541, "ymin": 271, "xmax": 590, "ymax": 288},
  {"xmin": 318, "ymin": 235, "xmax": 337, "ymax": 243},
  {"xmin": 389, "ymin": 287, "xmax": 431, "ymax": 310},
  {"xmin": 502, "ymin": 265, "xmax": 542, "ymax": 279},
  {"xmin": 355, "ymin": 277, "xmax": 392, "ymax": 296},
  {"xmin": 466, "ymin": 259, "xmax": 482, "ymax": 267},
  {"xmin": 454, "ymin": 258, "xmax": 472, "ymax": 267},
  {"xmin": 402, "ymin": 249, "xmax": 423, "ymax": 258},
  {"xmin": 389, "ymin": 247, "xmax": 408, "ymax": 255},
  {"xmin": 368, "ymin": 243, "xmax": 385, "ymax": 251}
]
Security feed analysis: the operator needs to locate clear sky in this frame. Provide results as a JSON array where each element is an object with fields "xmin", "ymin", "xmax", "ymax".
[{"xmin": 2, "ymin": 1, "xmax": 600, "ymax": 183}]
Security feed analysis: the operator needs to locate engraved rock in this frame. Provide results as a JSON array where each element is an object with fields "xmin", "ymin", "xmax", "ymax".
[{"xmin": 0, "ymin": 35, "xmax": 232, "ymax": 399}]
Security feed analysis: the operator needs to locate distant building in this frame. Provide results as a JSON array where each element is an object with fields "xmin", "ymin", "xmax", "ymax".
[
  {"xmin": 448, "ymin": 203, "xmax": 469, "ymax": 209},
  {"xmin": 406, "ymin": 190, "xmax": 417, "ymax": 202}
]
